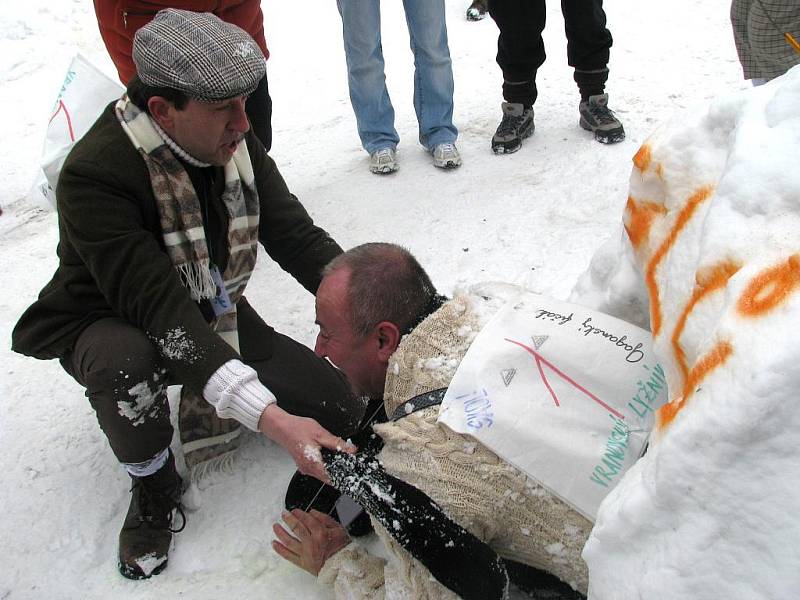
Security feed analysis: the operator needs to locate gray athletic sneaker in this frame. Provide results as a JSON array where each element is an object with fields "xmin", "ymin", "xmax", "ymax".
[
  {"xmin": 579, "ymin": 94, "xmax": 625, "ymax": 144},
  {"xmin": 369, "ymin": 147, "xmax": 398, "ymax": 174},
  {"xmin": 432, "ymin": 143, "xmax": 462, "ymax": 169},
  {"xmin": 491, "ymin": 102, "xmax": 534, "ymax": 154}
]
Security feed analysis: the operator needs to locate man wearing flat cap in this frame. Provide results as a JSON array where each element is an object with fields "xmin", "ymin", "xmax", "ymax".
[{"xmin": 12, "ymin": 9, "xmax": 365, "ymax": 580}]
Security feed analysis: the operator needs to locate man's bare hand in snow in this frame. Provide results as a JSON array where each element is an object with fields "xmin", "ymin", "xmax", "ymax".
[
  {"xmin": 272, "ymin": 509, "xmax": 351, "ymax": 576},
  {"xmin": 258, "ymin": 404, "xmax": 356, "ymax": 482}
]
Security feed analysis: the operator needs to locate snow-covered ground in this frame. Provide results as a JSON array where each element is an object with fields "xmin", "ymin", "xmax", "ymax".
[{"xmin": 1, "ymin": 1, "xmax": 749, "ymax": 598}]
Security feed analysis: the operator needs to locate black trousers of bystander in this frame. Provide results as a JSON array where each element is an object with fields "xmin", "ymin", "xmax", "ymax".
[
  {"xmin": 488, "ymin": 0, "xmax": 613, "ymax": 105},
  {"xmin": 245, "ymin": 73, "xmax": 273, "ymax": 152}
]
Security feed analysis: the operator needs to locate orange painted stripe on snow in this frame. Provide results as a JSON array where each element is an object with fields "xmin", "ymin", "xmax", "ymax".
[
  {"xmin": 737, "ymin": 255, "xmax": 800, "ymax": 317},
  {"xmin": 633, "ymin": 144, "xmax": 652, "ymax": 172},
  {"xmin": 624, "ymin": 196, "xmax": 667, "ymax": 249},
  {"xmin": 657, "ymin": 340, "xmax": 733, "ymax": 430},
  {"xmin": 670, "ymin": 261, "xmax": 740, "ymax": 382},
  {"xmin": 645, "ymin": 185, "xmax": 715, "ymax": 337}
]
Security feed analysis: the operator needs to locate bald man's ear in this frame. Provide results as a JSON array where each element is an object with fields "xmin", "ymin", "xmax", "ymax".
[{"xmin": 375, "ymin": 321, "xmax": 401, "ymax": 361}]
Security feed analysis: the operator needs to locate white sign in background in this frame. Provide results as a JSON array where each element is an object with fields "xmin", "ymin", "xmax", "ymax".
[
  {"xmin": 39, "ymin": 54, "xmax": 124, "ymax": 208},
  {"xmin": 437, "ymin": 292, "xmax": 668, "ymax": 520}
]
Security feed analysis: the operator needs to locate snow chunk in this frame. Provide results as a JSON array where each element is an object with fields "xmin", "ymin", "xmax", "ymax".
[
  {"xmin": 134, "ymin": 552, "xmax": 166, "ymax": 577},
  {"xmin": 155, "ymin": 327, "xmax": 200, "ymax": 361},
  {"xmin": 302, "ymin": 444, "xmax": 322, "ymax": 464},
  {"xmin": 117, "ymin": 377, "xmax": 164, "ymax": 426}
]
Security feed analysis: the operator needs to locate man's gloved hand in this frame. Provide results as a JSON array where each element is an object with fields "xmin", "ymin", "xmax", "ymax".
[
  {"xmin": 272, "ymin": 509, "xmax": 351, "ymax": 576},
  {"xmin": 258, "ymin": 404, "xmax": 356, "ymax": 483}
]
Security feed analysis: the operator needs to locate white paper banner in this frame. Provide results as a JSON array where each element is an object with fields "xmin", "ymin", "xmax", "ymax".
[
  {"xmin": 39, "ymin": 54, "xmax": 124, "ymax": 208},
  {"xmin": 437, "ymin": 291, "xmax": 667, "ymax": 520}
]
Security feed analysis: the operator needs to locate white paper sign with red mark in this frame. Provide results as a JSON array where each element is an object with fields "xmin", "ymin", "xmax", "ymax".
[
  {"xmin": 40, "ymin": 54, "xmax": 124, "ymax": 207},
  {"xmin": 437, "ymin": 291, "xmax": 668, "ymax": 520}
]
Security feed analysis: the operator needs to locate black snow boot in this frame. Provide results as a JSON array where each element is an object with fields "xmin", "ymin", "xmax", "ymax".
[
  {"xmin": 578, "ymin": 93, "xmax": 625, "ymax": 144},
  {"xmin": 492, "ymin": 102, "xmax": 534, "ymax": 154},
  {"xmin": 118, "ymin": 451, "xmax": 185, "ymax": 580}
]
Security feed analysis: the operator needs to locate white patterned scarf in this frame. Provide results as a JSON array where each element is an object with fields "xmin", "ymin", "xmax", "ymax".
[
  {"xmin": 115, "ymin": 95, "xmax": 260, "ymax": 474},
  {"xmin": 115, "ymin": 95, "xmax": 259, "ymax": 352}
]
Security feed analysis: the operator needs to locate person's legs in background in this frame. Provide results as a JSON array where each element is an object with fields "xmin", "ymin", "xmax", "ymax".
[
  {"xmin": 336, "ymin": 0, "xmax": 400, "ymax": 173},
  {"xmin": 488, "ymin": 0, "xmax": 544, "ymax": 153},
  {"xmin": 561, "ymin": 0, "xmax": 624, "ymax": 143},
  {"xmin": 403, "ymin": 0, "xmax": 461, "ymax": 169},
  {"xmin": 246, "ymin": 73, "xmax": 273, "ymax": 151}
]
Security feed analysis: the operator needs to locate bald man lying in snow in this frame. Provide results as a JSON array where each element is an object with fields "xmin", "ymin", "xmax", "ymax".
[{"xmin": 272, "ymin": 243, "xmax": 591, "ymax": 600}]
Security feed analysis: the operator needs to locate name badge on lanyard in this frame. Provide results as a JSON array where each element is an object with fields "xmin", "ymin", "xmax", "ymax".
[{"xmin": 209, "ymin": 264, "xmax": 233, "ymax": 316}]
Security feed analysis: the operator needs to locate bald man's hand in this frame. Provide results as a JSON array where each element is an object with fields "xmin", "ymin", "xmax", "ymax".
[{"xmin": 272, "ymin": 509, "xmax": 351, "ymax": 575}]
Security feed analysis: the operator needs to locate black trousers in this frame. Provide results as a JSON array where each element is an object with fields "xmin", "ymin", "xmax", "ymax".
[
  {"xmin": 246, "ymin": 73, "xmax": 273, "ymax": 152},
  {"xmin": 489, "ymin": 0, "xmax": 613, "ymax": 105},
  {"xmin": 62, "ymin": 299, "xmax": 363, "ymax": 464}
]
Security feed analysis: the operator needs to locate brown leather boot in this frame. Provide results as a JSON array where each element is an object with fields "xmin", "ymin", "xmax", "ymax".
[{"xmin": 118, "ymin": 451, "xmax": 185, "ymax": 579}]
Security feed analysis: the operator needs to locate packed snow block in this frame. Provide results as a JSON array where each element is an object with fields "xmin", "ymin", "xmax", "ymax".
[
  {"xmin": 568, "ymin": 224, "xmax": 649, "ymax": 331},
  {"xmin": 578, "ymin": 65, "xmax": 800, "ymax": 600}
]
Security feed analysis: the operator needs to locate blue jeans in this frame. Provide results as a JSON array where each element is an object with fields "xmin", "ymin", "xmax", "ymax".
[{"xmin": 336, "ymin": 0, "xmax": 458, "ymax": 154}]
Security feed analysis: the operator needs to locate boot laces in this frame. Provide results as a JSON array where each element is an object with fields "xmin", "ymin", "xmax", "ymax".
[
  {"xmin": 497, "ymin": 113, "xmax": 527, "ymax": 137},
  {"xmin": 132, "ymin": 479, "xmax": 187, "ymax": 534},
  {"xmin": 587, "ymin": 102, "xmax": 618, "ymax": 126}
]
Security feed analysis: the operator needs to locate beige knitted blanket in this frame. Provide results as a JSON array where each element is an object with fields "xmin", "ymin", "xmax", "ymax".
[{"xmin": 320, "ymin": 286, "xmax": 591, "ymax": 598}]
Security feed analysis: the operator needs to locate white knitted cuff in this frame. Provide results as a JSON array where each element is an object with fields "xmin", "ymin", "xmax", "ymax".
[{"xmin": 203, "ymin": 359, "xmax": 276, "ymax": 431}]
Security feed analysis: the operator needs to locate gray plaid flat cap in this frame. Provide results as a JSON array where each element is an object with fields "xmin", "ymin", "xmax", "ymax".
[{"xmin": 133, "ymin": 9, "xmax": 265, "ymax": 102}]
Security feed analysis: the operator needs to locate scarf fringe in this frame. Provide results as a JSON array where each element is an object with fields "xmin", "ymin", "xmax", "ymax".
[
  {"xmin": 189, "ymin": 449, "xmax": 238, "ymax": 486},
  {"xmin": 176, "ymin": 260, "xmax": 217, "ymax": 301}
]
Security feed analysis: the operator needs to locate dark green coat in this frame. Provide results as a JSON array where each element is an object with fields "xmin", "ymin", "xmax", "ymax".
[{"xmin": 12, "ymin": 104, "xmax": 341, "ymax": 396}]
